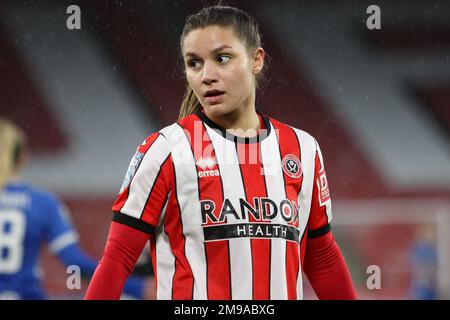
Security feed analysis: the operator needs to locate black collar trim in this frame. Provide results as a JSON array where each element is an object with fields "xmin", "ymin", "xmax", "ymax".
[{"xmin": 194, "ymin": 110, "xmax": 272, "ymax": 144}]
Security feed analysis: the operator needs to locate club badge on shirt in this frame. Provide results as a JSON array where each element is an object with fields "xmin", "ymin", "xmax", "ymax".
[{"xmin": 282, "ymin": 154, "xmax": 302, "ymax": 179}]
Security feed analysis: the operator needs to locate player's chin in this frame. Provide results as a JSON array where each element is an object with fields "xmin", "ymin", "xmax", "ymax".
[{"xmin": 203, "ymin": 103, "xmax": 231, "ymax": 117}]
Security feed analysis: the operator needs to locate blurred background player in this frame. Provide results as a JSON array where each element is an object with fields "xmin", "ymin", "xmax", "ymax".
[
  {"xmin": 1, "ymin": 0, "xmax": 449, "ymax": 299},
  {"xmin": 0, "ymin": 118, "xmax": 148, "ymax": 299},
  {"xmin": 409, "ymin": 224, "xmax": 438, "ymax": 300}
]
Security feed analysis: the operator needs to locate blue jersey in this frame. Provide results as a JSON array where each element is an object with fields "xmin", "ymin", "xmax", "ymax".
[
  {"xmin": 0, "ymin": 181, "xmax": 78, "ymax": 299},
  {"xmin": 0, "ymin": 181, "xmax": 146, "ymax": 300}
]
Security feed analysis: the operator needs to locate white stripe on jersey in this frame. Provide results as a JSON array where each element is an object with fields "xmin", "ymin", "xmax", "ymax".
[
  {"xmin": 155, "ymin": 191, "xmax": 173, "ymax": 299},
  {"xmin": 260, "ymin": 122, "xmax": 288, "ymax": 300},
  {"xmin": 121, "ymin": 135, "xmax": 170, "ymax": 219},
  {"xmin": 48, "ymin": 231, "xmax": 78, "ymax": 254},
  {"xmin": 293, "ymin": 128, "xmax": 317, "ymax": 300},
  {"xmin": 155, "ymin": 224, "xmax": 175, "ymax": 299},
  {"xmin": 165, "ymin": 124, "xmax": 208, "ymax": 300},
  {"xmin": 315, "ymin": 140, "xmax": 333, "ymax": 224},
  {"xmin": 204, "ymin": 124, "xmax": 253, "ymax": 300}
]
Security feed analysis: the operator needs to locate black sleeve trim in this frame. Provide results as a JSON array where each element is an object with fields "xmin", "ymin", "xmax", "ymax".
[
  {"xmin": 112, "ymin": 211, "xmax": 155, "ymax": 234},
  {"xmin": 307, "ymin": 223, "xmax": 331, "ymax": 238}
]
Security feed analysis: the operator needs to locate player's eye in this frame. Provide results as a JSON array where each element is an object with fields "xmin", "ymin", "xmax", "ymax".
[
  {"xmin": 217, "ymin": 54, "xmax": 231, "ymax": 64},
  {"xmin": 187, "ymin": 59, "xmax": 202, "ymax": 69}
]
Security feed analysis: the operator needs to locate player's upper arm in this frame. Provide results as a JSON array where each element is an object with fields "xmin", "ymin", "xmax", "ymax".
[
  {"xmin": 307, "ymin": 140, "xmax": 333, "ymax": 238},
  {"xmin": 112, "ymin": 132, "xmax": 172, "ymax": 234}
]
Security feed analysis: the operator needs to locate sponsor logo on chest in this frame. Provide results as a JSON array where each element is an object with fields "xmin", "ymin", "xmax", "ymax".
[
  {"xmin": 200, "ymin": 197, "xmax": 301, "ymax": 243},
  {"xmin": 196, "ymin": 157, "xmax": 220, "ymax": 178}
]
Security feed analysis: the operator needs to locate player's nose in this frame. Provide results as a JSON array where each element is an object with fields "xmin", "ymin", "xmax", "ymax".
[{"xmin": 201, "ymin": 61, "xmax": 218, "ymax": 85}]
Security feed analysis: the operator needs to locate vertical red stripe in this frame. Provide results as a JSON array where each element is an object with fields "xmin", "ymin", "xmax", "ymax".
[
  {"xmin": 140, "ymin": 157, "xmax": 172, "ymax": 226},
  {"xmin": 112, "ymin": 184, "xmax": 131, "ymax": 212},
  {"xmin": 180, "ymin": 115, "xmax": 231, "ymax": 299},
  {"xmin": 300, "ymin": 229, "xmax": 308, "ymax": 268},
  {"xmin": 149, "ymin": 232, "xmax": 158, "ymax": 294},
  {"xmin": 236, "ymin": 142, "xmax": 270, "ymax": 300},
  {"xmin": 164, "ymin": 156, "xmax": 194, "ymax": 299},
  {"xmin": 271, "ymin": 119, "xmax": 303, "ymax": 300}
]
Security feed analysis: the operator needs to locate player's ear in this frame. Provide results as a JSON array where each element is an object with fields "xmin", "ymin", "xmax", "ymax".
[{"xmin": 251, "ymin": 47, "xmax": 265, "ymax": 75}]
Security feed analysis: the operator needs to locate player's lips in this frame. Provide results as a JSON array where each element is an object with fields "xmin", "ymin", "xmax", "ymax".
[{"xmin": 204, "ymin": 90, "xmax": 225, "ymax": 104}]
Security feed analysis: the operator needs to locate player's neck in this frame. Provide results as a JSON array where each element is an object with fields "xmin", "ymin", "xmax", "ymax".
[{"xmin": 205, "ymin": 99, "xmax": 261, "ymax": 138}]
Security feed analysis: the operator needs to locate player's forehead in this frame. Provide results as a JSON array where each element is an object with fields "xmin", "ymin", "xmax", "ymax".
[{"xmin": 182, "ymin": 25, "xmax": 244, "ymax": 58}]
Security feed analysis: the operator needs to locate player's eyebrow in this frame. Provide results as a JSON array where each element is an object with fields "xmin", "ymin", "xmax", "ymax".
[{"xmin": 185, "ymin": 45, "xmax": 233, "ymax": 58}]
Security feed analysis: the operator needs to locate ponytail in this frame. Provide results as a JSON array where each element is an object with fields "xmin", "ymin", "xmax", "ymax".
[{"xmin": 178, "ymin": 85, "xmax": 201, "ymax": 120}]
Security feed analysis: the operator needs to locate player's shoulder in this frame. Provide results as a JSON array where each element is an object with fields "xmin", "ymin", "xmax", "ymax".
[
  {"xmin": 135, "ymin": 115, "xmax": 193, "ymax": 155},
  {"xmin": 136, "ymin": 123, "xmax": 175, "ymax": 155},
  {"xmin": 9, "ymin": 182, "xmax": 60, "ymax": 209},
  {"xmin": 165, "ymin": 112, "xmax": 199, "ymax": 135},
  {"xmin": 29, "ymin": 185, "xmax": 59, "ymax": 206},
  {"xmin": 266, "ymin": 114, "xmax": 319, "ymax": 149},
  {"xmin": 144, "ymin": 113, "xmax": 199, "ymax": 145}
]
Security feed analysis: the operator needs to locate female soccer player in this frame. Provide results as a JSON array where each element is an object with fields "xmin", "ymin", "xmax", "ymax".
[
  {"xmin": 0, "ymin": 118, "xmax": 146, "ymax": 299},
  {"xmin": 86, "ymin": 5, "xmax": 356, "ymax": 300}
]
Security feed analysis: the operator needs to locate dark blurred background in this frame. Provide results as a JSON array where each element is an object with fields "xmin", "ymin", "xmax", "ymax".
[{"xmin": 1, "ymin": 0, "xmax": 449, "ymax": 299}]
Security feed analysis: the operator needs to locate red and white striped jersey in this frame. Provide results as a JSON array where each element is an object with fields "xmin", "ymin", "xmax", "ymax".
[{"xmin": 112, "ymin": 110, "xmax": 333, "ymax": 300}]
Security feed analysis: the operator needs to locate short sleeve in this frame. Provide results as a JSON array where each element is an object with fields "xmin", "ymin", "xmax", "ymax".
[
  {"xmin": 43, "ymin": 195, "xmax": 79, "ymax": 254},
  {"xmin": 112, "ymin": 132, "xmax": 172, "ymax": 234},
  {"xmin": 307, "ymin": 141, "xmax": 333, "ymax": 238}
]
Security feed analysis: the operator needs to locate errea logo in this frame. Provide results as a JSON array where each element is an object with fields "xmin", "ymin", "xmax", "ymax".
[
  {"xmin": 196, "ymin": 157, "xmax": 220, "ymax": 178},
  {"xmin": 196, "ymin": 157, "xmax": 216, "ymax": 170}
]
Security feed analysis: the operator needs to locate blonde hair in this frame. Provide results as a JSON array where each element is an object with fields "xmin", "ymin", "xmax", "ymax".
[
  {"xmin": 0, "ymin": 119, "xmax": 26, "ymax": 189},
  {"xmin": 179, "ymin": 85, "xmax": 201, "ymax": 119},
  {"xmin": 178, "ymin": 5, "xmax": 267, "ymax": 120}
]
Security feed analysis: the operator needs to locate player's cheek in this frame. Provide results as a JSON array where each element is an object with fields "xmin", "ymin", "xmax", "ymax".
[
  {"xmin": 190, "ymin": 84, "xmax": 203, "ymax": 102},
  {"xmin": 186, "ymin": 73, "xmax": 200, "ymax": 92}
]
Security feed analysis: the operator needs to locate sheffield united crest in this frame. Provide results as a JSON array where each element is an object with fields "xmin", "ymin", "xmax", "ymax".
[{"xmin": 282, "ymin": 154, "xmax": 302, "ymax": 179}]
